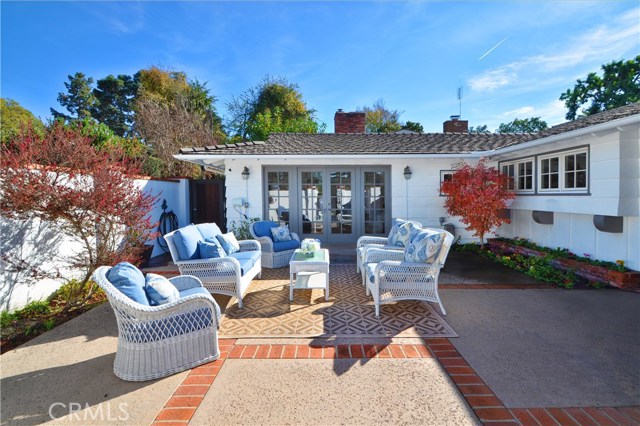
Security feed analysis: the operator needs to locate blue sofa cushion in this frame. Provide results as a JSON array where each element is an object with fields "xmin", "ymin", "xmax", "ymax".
[
  {"xmin": 196, "ymin": 223, "xmax": 222, "ymax": 241},
  {"xmin": 388, "ymin": 220, "xmax": 419, "ymax": 247},
  {"xmin": 179, "ymin": 286, "xmax": 211, "ymax": 298},
  {"xmin": 174, "ymin": 224, "xmax": 204, "ymax": 260},
  {"xmin": 365, "ymin": 263, "xmax": 377, "ymax": 284},
  {"xmin": 217, "ymin": 232, "xmax": 240, "ymax": 255},
  {"xmin": 273, "ymin": 239, "xmax": 301, "ymax": 252},
  {"xmin": 145, "ymin": 273, "xmax": 180, "ymax": 306},
  {"xmin": 253, "ymin": 221, "xmax": 279, "ymax": 238},
  {"xmin": 107, "ymin": 262, "xmax": 150, "ymax": 305},
  {"xmin": 228, "ymin": 250, "xmax": 261, "ymax": 276},
  {"xmin": 198, "ymin": 239, "xmax": 226, "ymax": 259}
]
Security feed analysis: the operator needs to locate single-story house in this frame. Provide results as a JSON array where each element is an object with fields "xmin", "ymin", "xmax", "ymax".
[{"xmin": 176, "ymin": 103, "xmax": 640, "ymax": 270}]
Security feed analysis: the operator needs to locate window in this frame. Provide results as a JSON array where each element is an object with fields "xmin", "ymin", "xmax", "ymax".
[
  {"xmin": 538, "ymin": 149, "xmax": 588, "ymax": 192},
  {"xmin": 439, "ymin": 170, "xmax": 454, "ymax": 196},
  {"xmin": 267, "ymin": 171, "xmax": 290, "ymax": 225},
  {"xmin": 500, "ymin": 158, "xmax": 534, "ymax": 193}
]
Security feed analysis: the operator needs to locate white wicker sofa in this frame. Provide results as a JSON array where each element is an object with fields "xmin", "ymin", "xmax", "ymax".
[
  {"xmin": 363, "ymin": 229, "xmax": 454, "ymax": 316},
  {"xmin": 164, "ymin": 223, "xmax": 261, "ymax": 308},
  {"xmin": 249, "ymin": 221, "xmax": 301, "ymax": 268},
  {"xmin": 93, "ymin": 264, "xmax": 221, "ymax": 381}
]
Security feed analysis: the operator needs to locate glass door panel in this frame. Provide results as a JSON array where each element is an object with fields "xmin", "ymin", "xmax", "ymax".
[
  {"xmin": 300, "ymin": 171, "xmax": 324, "ymax": 236},
  {"xmin": 267, "ymin": 171, "xmax": 290, "ymax": 225},
  {"xmin": 330, "ymin": 171, "xmax": 352, "ymax": 235},
  {"xmin": 364, "ymin": 171, "xmax": 386, "ymax": 235}
]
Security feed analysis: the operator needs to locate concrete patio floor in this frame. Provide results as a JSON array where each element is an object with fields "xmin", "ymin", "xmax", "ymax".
[{"xmin": 1, "ymin": 252, "xmax": 639, "ymax": 426}]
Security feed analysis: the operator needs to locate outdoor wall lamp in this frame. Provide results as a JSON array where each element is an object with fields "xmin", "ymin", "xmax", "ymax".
[
  {"xmin": 241, "ymin": 166, "xmax": 250, "ymax": 180},
  {"xmin": 403, "ymin": 166, "xmax": 412, "ymax": 180}
]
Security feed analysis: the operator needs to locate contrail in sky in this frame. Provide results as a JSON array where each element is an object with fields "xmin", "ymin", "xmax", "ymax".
[{"xmin": 478, "ymin": 34, "xmax": 511, "ymax": 60}]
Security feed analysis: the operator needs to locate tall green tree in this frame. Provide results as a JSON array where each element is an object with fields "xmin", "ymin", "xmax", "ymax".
[
  {"xmin": 560, "ymin": 55, "xmax": 640, "ymax": 120},
  {"xmin": 401, "ymin": 121, "xmax": 424, "ymax": 133},
  {"xmin": 0, "ymin": 98, "xmax": 45, "ymax": 144},
  {"xmin": 469, "ymin": 124, "xmax": 490, "ymax": 134},
  {"xmin": 92, "ymin": 74, "xmax": 139, "ymax": 136},
  {"xmin": 497, "ymin": 117, "xmax": 548, "ymax": 133},
  {"xmin": 226, "ymin": 76, "xmax": 322, "ymax": 141},
  {"xmin": 358, "ymin": 99, "xmax": 402, "ymax": 133},
  {"xmin": 134, "ymin": 66, "xmax": 225, "ymax": 177},
  {"xmin": 51, "ymin": 72, "xmax": 97, "ymax": 121}
]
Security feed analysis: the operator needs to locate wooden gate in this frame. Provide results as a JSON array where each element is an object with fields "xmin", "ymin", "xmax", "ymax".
[{"xmin": 190, "ymin": 179, "xmax": 226, "ymax": 231}]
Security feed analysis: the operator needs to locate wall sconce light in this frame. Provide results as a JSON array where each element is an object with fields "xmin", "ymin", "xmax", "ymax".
[
  {"xmin": 241, "ymin": 166, "xmax": 250, "ymax": 180},
  {"xmin": 403, "ymin": 166, "xmax": 412, "ymax": 180}
]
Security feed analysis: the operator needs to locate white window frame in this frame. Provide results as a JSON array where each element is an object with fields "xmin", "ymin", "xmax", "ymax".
[
  {"xmin": 501, "ymin": 157, "xmax": 534, "ymax": 193},
  {"xmin": 537, "ymin": 148, "xmax": 589, "ymax": 193},
  {"xmin": 439, "ymin": 170, "xmax": 454, "ymax": 196}
]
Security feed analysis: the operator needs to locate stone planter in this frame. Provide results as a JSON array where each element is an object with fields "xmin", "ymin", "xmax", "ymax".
[{"xmin": 486, "ymin": 239, "xmax": 640, "ymax": 289}]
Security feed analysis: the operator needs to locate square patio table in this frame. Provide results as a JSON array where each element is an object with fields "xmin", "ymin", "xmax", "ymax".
[{"xmin": 289, "ymin": 249, "xmax": 330, "ymax": 302}]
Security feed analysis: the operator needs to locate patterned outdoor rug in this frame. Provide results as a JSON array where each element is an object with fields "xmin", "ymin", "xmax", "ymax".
[{"xmin": 218, "ymin": 264, "xmax": 457, "ymax": 338}]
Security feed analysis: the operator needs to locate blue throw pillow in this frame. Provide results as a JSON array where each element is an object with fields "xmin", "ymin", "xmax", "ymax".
[
  {"xmin": 107, "ymin": 262, "xmax": 150, "ymax": 305},
  {"xmin": 174, "ymin": 224, "xmax": 204, "ymax": 260},
  {"xmin": 404, "ymin": 230, "xmax": 446, "ymax": 264},
  {"xmin": 145, "ymin": 273, "xmax": 180, "ymax": 306},
  {"xmin": 198, "ymin": 239, "xmax": 226, "ymax": 259},
  {"xmin": 270, "ymin": 225, "xmax": 292, "ymax": 242},
  {"xmin": 216, "ymin": 232, "xmax": 240, "ymax": 254},
  {"xmin": 388, "ymin": 221, "xmax": 419, "ymax": 247}
]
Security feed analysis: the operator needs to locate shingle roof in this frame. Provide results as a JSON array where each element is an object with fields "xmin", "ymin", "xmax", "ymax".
[{"xmin": 178, "ymin": 103, "xmax": 640, "ymax": 157}]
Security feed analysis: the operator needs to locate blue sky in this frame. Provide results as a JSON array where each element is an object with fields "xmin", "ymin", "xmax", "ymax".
[{"xmin": 2, "ymin": 1, "xmax": 639, "ymax": 133}]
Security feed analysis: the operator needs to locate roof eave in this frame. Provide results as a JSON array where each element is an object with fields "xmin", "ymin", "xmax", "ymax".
[{"xmin": 483, "ymin": 114, "xmax": 640, "ymax": 159}]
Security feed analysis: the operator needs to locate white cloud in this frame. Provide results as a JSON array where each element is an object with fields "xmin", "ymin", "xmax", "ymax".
[
  {"xmin": 468, "ymin": 68, "xmax": 517, "ymax": 92},
  {"xmin": 468, "ymin": 7, "xmax": 640, "ymax": 93}
]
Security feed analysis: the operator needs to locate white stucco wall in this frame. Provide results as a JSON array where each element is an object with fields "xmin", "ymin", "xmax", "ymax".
[
  {"xmin": 1, "ymin": 178, "xmax": 190, "ymax": 312},
  {"xmin": 494, "ymin": 123, "xmax": 640, "ymax": 270},
  {"xmin": 221, "ymin": 156, "xmax": 479, "ymax": 240}
]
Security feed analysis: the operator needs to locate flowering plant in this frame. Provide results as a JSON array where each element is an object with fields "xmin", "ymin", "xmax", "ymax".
[{"xmin": 301, "ymin": 238, "xmax": 321, "ymax": 255}]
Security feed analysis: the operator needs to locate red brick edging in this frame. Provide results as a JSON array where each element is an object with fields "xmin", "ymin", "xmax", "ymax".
[{"xmin": 153, "ymin": 339, "xmax": 640, "ymax": 426}]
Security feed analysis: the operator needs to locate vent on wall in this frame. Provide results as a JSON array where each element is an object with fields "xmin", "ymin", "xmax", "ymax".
[
  {"xmin": 532, "ymin": 210, "xmax": 554, "ymax": 225},
  {"xmin": 593, "ymin": 215, "xmax": 623, "ymax": 233}
]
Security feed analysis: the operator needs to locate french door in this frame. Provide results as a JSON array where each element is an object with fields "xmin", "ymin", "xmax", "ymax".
[
  {"xmin": 299, "ymin": 168, "xmax": 354, "ymax": 244},
  {"xmin": 264, "ymin": 166, "xmax": 390, "ymax": 245}
]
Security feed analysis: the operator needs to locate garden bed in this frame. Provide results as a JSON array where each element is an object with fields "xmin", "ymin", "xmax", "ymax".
[
  {"xmin": 1, "ymin": 286, "xmax": 106, "ymax": 354},
  {"xmin": 485, "ymin": 239, "xmax": 640, "ymax": 289}
]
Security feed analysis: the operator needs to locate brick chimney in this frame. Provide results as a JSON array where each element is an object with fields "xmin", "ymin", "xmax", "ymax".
[
  {"xmin": 443, "ymin": 115, "xmax": 469, "ymax": 133},
  {"xmin": 334, "ymin": 109, "xmax": 366, "ymax": 133}
]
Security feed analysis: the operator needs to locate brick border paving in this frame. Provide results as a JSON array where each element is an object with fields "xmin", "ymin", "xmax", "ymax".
[{"xmin": 151, "ymin": 338, "xmax": 640, "ymax": 426}]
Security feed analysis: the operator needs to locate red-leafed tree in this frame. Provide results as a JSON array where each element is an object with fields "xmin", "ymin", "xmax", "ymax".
[
  {"xmin": 1, "ymin": 122, "xmax": 158, "ymax": 310},
  {"xmin": 440, "ymin": 159, "xmax": 515, "ymax": 248}
]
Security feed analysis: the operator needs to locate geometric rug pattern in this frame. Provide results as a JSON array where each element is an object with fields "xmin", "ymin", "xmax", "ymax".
[{"xmin": 219, "ymin": 264, "xmax": 457, "ymax": 338}]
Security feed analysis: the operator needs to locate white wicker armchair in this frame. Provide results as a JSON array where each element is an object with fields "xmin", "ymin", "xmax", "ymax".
[
  {"xmin": 93, "ymin": 266, "xmax": 221, "ymax": 381},
  {"xmin": 164, "ymin": 229, "xmax": 261, "ymax": 308},
  {"xmin": 249, "ymin": 221, "xmax": 301, "ymax": 268},
  {"xmin": 355, "ymin": 219, "xmax": 422, "ymax": 274},
  {"xmin": 363, "ymin": 230, "xmax": 454, "ymax": 317}
]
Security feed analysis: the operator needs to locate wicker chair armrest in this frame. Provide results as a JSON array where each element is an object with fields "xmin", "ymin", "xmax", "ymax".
[
  {"xmin": 239, "ymin": 239, "xmax": 261, "ymax": 252},
  {"xmin": 364, "ymin": 247, "xmax": 405, "ymax": 263},
  {"xmin": 377, "ymin": 261, "xmax": 441, "ymax": 275},
  {"xmin": 128, "ymin": 294, "xmax": 221, "ymax": 330},
  {"xmin": 175, "ymin": 256, "xmax": 241, "ymax": 273},
  {"xmin": 256, "ymin": 237, "xmax": 273, "ymax": 253},
  {"xmin": 357, "ymin": 236, "xmax": 389, "ymax": 248},
  {"xmin": 168, "ymin": 275, "xmax": 203, "ymax": 292}
]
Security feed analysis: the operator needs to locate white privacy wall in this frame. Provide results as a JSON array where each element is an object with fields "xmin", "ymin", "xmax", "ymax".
[
  {"xmin": 221, "ymin": 156, "xmax": 479, "ymax": 239},
  {"xmin": 495, "ymin": 124, "xmax": 640, "ymax": 270},
  {"xmin": 1, "ymin": 178, "xmax": 190, "ymax": 311}
]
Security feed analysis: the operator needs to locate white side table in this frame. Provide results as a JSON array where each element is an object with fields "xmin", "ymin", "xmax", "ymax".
[{"xmin": 289, "ymin": 249, "xmax": 330, "ymax": 302}]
